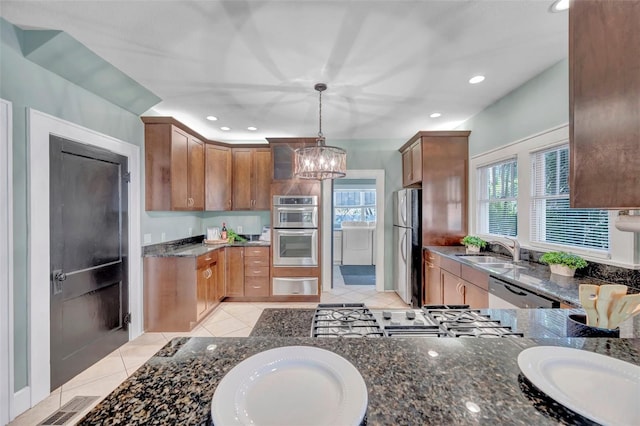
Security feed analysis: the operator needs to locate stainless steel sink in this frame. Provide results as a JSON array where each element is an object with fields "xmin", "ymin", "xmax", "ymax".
[
  {"xmin": 481, "ymin": 262, "xmax": 526, "ymax": 269},
  {"xmin": 458, "ymin": 255, "xmax": 505, "ymax": 263}
]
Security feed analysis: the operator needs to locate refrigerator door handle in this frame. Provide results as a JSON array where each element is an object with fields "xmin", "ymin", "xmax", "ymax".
[
  {"xmin": 400, "ymin": 230, "xmax": 407, "ymax": 262},
  {"xmin": 400, "ymin": 192, "xmax": 407, "ymax": 226}
]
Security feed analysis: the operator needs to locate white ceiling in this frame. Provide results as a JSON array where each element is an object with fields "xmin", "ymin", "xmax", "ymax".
[{"xmin": 1, "ymin": 0, "xmax": 568, "ymax": 143}]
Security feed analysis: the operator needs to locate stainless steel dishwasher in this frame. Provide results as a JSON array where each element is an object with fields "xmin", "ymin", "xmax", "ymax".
[{"xmin": 488, "ymin": 277, "xmax": 559, "ymax": 309}]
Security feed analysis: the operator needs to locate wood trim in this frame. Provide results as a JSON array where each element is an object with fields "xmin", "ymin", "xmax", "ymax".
[
  {"xmin": 224, "ymin": 295, "xmax": 320, "ymax": 303},
  {"xmin": 399, "ymin": 130, "xmax": 472, "ymax": 152}
]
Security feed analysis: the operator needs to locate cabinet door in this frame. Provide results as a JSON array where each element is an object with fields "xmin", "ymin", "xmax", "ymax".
[
  {"xmin": 170, "ymin": 127, "xmax": 189, "ymax": 210},
  {"xmin": 196, "ymin": 266, "xmax": 209, "ymax": 320},
  {"xmin": 463, "ymin": 280, "xmax": 488, "ymax": 309},
  {"xmin": 401, "ymin": 149, "xmax": 412, "ymax": 187},
  {"xmin": 232, "ymin": 149, "xmax": 252, "ymax": 210},
  {"xmin": 253, "ymin": 148, "xmax": 272, "ymax": 210},
  {"xmin": 425, "ymin": 262, "xmax": 442, "ymax": 305},
  {"xmin": 188, "ymin": 137, "xmax": 205, "ymax": 210},
  {"xmin": 206, "ymin": 260, "xmax": 218, "ymax": 307},
  {"xmin": 226, "ymin": 247, "xmax": 245, "ymax": 296},
  {"xmin": 442, "ymin": 270, "xmax": 464, "ymax": 305},
  {"xmin": 569, "ymin": 0, "xmax": 640, "ymax": 208},
  {"xmin": 410, "ymin": 142, "xmax": 422, "ymax": 183},
  {"xmin": 216, "ymin": 248, "xmax": 226, "ymax": 300},
  {"xmin": 205, "ymin": 144, "xmax": 232, "ymax": 211}
]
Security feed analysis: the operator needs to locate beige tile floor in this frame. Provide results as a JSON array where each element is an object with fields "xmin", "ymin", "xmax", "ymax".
[{"xmin": 10, "ymin": 267, "xmax": 406, "ymax": 425}]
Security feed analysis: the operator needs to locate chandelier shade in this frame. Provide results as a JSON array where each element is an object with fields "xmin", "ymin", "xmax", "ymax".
[{"xmin": 293, "ymin": 83, "xmax": 346, "ymax": 180}]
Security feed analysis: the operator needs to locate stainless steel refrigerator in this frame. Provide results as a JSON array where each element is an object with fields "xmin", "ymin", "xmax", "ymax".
[{"xmin": 392, "ymin": 188, "xmax": 422, "ymax": 307}]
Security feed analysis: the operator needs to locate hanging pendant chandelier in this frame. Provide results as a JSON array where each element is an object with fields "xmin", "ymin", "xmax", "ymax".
[{"xmin": 294, "ymin": 83, "xmax": 346, "ymax": 180}]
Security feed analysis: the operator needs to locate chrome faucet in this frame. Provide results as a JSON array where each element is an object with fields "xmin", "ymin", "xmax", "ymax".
[{"xmin": 490, "ymin": 237, "xmax": 521, "ymax": 262}]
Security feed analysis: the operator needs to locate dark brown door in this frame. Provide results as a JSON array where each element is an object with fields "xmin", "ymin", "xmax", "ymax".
[{"xmin": 49, "ymin": 135, "xmax": 129, "ymax": 390}]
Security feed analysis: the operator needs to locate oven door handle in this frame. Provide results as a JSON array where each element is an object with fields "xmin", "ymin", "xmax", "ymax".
[
  {"xmin": 503, "ymin": 283, "xmax": 528, "ymax": 297},
  {"xmin": 277, "ymin": 230, "xmax": 315, "ymax": 235},
  {"xmin": 278, "ymin": 207, "xmax": 313, "ymax": 212}
]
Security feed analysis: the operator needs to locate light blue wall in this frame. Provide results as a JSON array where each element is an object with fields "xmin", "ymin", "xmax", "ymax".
[
  {"xmin": 461, "ymin": 59, "xmax": 569, "ymax": 156},
  {"xmin": 0, "ymin": 18, "xmax": 147, "ymax": 391},
  {"xmin": 333, "ymin": 139, "xmax": 404, "ymax": 290}
]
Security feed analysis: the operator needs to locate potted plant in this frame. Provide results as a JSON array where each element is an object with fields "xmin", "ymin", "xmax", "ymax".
[
  {"xmin": 539, "ymin": 251, "xmax": 588, "ymax": 277},
  {"xmin": 461, "ymin": 236, "xmax": 487, "ymax": 254}
]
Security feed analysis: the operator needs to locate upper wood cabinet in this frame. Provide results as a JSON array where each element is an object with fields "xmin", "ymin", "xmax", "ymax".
[
  {"xmin": 205, "ymin": 144, "xmax": 232, "ymax": 211},
  {"xmin": 266, "ymin": 138, "xmax": 319, "ymax": 181},
  {"xmin": 401, "ymin": 131, "xmax": 470, "ymax": 246},
  {"xmin": 143, "ymin": 121, "xmax": 205, "ymax": 211},
  {"xmin": 232, "ymin": 147, "xmax": 271, "ymax": 210},
  {"xmin": 569, "ymin": 0, "xmax": 640, "ymax": 208},
  {"xmin": 401, "ymin": 140, "xmax": 422, "ymax": 187}
]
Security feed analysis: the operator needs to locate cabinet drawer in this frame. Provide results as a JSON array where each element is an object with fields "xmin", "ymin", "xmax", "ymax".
[
  {"xmin": 244, "ymin": 247, "xmax": 269, "ymax": 257},
  {"xmin": 440, "ymin": 256, "xmax": 461, "ymax": 276},
  {"xmin": 245, "ymin": 258, "xmax": 270, "ymax": 267},
  {"xmin": 460, "ymin": 264, "xmax": 488, "ymax": 291},
  {"xmin": 244, "ymin": 266, "xmax": 269, "ymax": 277},
  {"xmin": 245, "ymin": 277, "xmax": 269, "ymax": 296},
  {"xmin": 196, "ymin": 251, "xmax": 218, "ymax": 269}
]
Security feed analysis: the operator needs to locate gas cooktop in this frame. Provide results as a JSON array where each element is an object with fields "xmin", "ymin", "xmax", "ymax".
[{"xmin": 311, "ymin": 303, "xmax": 523, "ymax": 338}]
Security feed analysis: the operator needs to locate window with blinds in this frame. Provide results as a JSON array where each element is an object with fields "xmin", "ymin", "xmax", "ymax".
[
  {"xmin": 477, "ymin": 158, "xmax": 518, "ymax": 237},
  {"xmin": 530, "ymin": 144, "xmax": 609, "ymax": 251}
]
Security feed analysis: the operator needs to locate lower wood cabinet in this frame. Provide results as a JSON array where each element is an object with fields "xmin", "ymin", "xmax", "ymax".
[
  {"xmin": 144, "ymin": 249, "xmax": 224, "ymax": 332},
  {"xmin": 424, "ymin": 250, "xmax": 489, "ymax": 309},
  {"xmin": 225, "ymin": 246, "xmax": 271, "ymax": 298}
]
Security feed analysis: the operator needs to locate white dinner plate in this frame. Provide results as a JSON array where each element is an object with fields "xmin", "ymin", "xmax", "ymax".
[
  {"xmin": 211, "ymin": 346, "xmax": 368, "ymax": 426},
  {"xmin": 517, "ymin": 346, "xmax": 640, "ymax": 426}
]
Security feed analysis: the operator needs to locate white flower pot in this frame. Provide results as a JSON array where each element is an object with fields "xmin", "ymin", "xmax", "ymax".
[
  {"xmin": 466, "ymin": 245, "xmax": 481, "ymax": 254},
  {"xmin": 549, "ymin": 264, "xmax": 577, "ymax": 277}
]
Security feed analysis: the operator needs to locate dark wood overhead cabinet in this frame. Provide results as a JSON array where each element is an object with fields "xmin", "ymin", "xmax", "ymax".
[
  {"xmin": 205, "ymin": 144, "xmax": 232, "ymax": 211},
  {"xmin": 143, "ymin": 120, "xmax": 205, "ymax": 211},
  {"xmin": 569, "ymin": 0, "xmax": 640, "ymax": 208},
  {"xmin": 232, "ymin": 147, "xmax": 272, "ymax": 210}
]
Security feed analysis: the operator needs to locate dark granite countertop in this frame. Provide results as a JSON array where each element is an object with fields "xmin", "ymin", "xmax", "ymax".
[
  {"xmin": 79, "ymin": 308, "xmax": 640, "ymax": 425},
  {"xmin": 144, "ymin": 241, "xmax": 271, "ymax": 258},
  {"xmin": 424, "ymin": 246, "xmax": 633, "ymax": 308},
  {"xmin": 78, "ymin": 335, "xmax": 640, "ymax": 425}
]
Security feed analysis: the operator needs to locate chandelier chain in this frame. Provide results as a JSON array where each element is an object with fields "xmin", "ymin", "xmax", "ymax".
[{"xmin": 318, "ymin": 89, "xmax": 323, "ymax": 138}]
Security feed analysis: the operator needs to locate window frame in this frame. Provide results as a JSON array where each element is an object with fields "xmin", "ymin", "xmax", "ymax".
[
  {"xmin": 469, "ymin": 125, "xmax": 635, "ymax": 266},
  {"xmin": 333, "ymin": 189, "xmax": 377, "ymax": 228},
  {"xmin": 476, "ymin": 157, "xmax": 519, "ymax": 238}
]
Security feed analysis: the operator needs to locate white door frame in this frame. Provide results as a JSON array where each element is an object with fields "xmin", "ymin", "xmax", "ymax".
[
  {"xmin": 322, "ymin": 169, "xmax": 385, "ymax": 292},
  {"xmin": 1, "ymin": 99, "xmax": 14, "ymax": 424},
  {"xmin": 26, "ymin": 109, "xmax": 142, "ymax": 410}
]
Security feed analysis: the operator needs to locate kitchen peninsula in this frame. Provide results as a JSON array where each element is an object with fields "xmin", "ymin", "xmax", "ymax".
[{"xmin": 78, "ymin": 308, "xmax": 640, "ymax": 425}]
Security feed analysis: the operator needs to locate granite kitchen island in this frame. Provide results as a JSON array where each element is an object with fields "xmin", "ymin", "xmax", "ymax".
[{"xmin": 78, "ymin": 309, "xmax": 640, "ymax": 425}]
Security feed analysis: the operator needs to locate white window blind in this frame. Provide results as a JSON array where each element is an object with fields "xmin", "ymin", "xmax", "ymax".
[
  {"xmin": 530, "ymin": 144, "xmax": 609, "ymax": 251},
  {"xmin": 477, "ymin": 158, "xmax": 518, "ymax": 237}
]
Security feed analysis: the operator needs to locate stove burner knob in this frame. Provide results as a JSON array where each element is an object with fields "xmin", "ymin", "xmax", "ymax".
[
  {"xmin": 406, "ymin": 311, "xmax": 416, "ymax": 320},
  {"xmin": 383, "ymin": 311, "xmax": 392, "ymax": 320},
  {"xmin": 390, "ymin": 320, "xmax": 400, "ymax": 325}
]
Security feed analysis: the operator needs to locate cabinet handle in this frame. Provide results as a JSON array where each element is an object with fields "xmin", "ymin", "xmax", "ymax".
[
  {"xmin": 204, "ymin": 269, "xmax": 212, "ymax": 279},
  {"xmin": 251, "ymin": 285, "xmax": 261, "ymax": 289}
]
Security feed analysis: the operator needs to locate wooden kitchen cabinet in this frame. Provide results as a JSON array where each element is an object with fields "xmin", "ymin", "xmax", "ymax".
[
  {"xmin": 144, "ymin": 121, "xmax": 205, "ymax": 211},
  {"xmin": 144, "ymin": 248, "xmax": 222, "ymax": 332},
  {"xmin": 226, "ymin": 247, "xmax": 245, "ymax": 297},
  {"xmin": 439, "ymin": 254, "xmax": 489, "ymax": 308},
  {"xmin": 401, "ymin": 140, "xmax": 422, "ymax": 187},
  {"xmin": 205, "ymin": 144, "xmax": 232, "ymax": 211},
  {"xmin": 569, "ymin": 0, "xmax": 640, "ymax": 208},
  {"xmin": 232, "ymin": 148, "xmax": 271, "ymax": 210},
  {"xmin": 267, "ymin": 138, "xmax": 319, "ymax": 181},
  {"xmin": 399, "ymin": 131, "xmax": 469, "ymax": 246},
  {"xmin": 423, "ymin": 249, "xmax": 443, "ymax": 305},
  {"xmin": 224, "ymin": 246, "xmax": 271, "ymax": 299}
]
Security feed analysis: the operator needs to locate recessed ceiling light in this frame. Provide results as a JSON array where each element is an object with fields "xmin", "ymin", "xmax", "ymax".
[
  {"xmin": 430, "ymin": 112, "xmax": 442, "ymax": 118},
  {"xmin": 247, "ymin": 126, "xmax": 258, "ymax": 131},
  {"xmin": 220, "ymin": 126, "xmax": 231, "ymax": 131},
  {"xmin": 549, "ymin": 0, "xmax": 569, "ymax": 12},
  {"xmin": 206, "ymin": 115, "xmax": 218, "ymax": 121},
  {"xmin": 469, "ymin": 75, "xmax": 485, "ymax": 84}
]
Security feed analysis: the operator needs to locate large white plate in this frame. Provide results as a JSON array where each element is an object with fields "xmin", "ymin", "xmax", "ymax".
[
  {"xmin": 517, "ymin": 346, "xmax": 640, "ymax": 426},
  {"xmin": 211, "ymin": 346, "xmax": 368, "ymax": 426}
]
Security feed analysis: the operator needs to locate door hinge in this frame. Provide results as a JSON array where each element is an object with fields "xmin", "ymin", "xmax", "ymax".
[
  {"xmin": 123, "ymin": 172, "xmax": 131, "ymax": 183},
  {"xmin": 123, "ymin": 312, "xmax": 132, "ymax": 326}
]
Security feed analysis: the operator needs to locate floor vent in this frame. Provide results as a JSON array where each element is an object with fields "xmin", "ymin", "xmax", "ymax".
[{"xmin": 39, "ymin": 396, "xmax": 98, "ymax": 425}]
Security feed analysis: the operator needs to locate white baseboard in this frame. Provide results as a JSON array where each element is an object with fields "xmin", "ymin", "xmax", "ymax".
[{"xmin": 12, "ymin": 386, "xmax": 30, "ymax": 420}]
